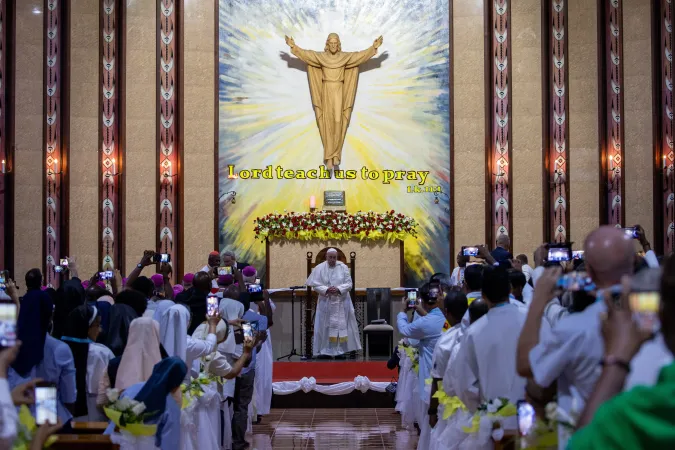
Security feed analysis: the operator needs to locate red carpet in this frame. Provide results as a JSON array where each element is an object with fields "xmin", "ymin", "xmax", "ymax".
[{"xmin": 273, "ymin": 361, "xmax": 393, "ymax": 383}]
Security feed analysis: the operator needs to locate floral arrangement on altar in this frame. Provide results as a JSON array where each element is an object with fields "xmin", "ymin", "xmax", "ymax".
[
  {"xmin": 103, "ymin": 388, "xmax": 157, "ymax": 436},
  {"xmin": 253, "ymin": 210, "xmax": 418, "ymax": 242}
]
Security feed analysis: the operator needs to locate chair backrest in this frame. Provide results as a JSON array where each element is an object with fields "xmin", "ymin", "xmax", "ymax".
[
  {"xmin": 311, "ymin": 247, "xmax": 349, "ymax": 269},
  {"xmin": 366, "ymin": 288, "xmax": 391, "ymax": 324}
]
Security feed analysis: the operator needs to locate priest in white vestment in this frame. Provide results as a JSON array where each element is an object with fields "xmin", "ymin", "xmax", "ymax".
[{"xmin": 306, "ymin": 248, "xmax": 361, "ymax": 357}]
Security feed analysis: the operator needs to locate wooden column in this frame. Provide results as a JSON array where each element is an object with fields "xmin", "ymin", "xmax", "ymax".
[
  {"xmin": 157, "ymin": 0, "xmax": 182, "ymax": 280},
  {"xmin": 654, "ymin": 0, "xmax": 674, "ymax": 254},
  {"xmin": 485, "ymin": 0, "xmax": 513, "ymax": 247},
  {"xmin": 100, "ymin": 0, "xmax": 125, "ymax": 273},
  {"xmin": 44, "ymin": 0, "xmax": 68, "ymax": 288},
  {"xmin": 0, "ymin": 0, "xmax": 14, "ymax": 273},
  {"xmin": 543, "ymin": 0, "xmax": 570, "ymax": 243},
  {"xmin": 598, "ymin": 0, "xmax": 625, "ymax": 227}
]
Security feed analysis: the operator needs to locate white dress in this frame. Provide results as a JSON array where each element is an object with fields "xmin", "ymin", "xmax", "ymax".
[
  {"xmin": 253, "ymin": 300, "xmax": 275, "ymax": 416},
  {"xmin": 306, "ymin": 261, "xmax": 361, "ymax": 356},
  {"xmin": 81, "ymin": 343, "xmax": 115, "ymax": 422}
]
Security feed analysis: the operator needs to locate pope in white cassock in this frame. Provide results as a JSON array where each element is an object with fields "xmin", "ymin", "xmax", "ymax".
[{"xmin": 306, "ymin": 248, "xmax": 362, "ymax": 357}]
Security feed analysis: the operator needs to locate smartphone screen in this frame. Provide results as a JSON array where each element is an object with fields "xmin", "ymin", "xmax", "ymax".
[
  {"xmin": 242, "ymin": 323, "xmax": 252, "ymax": 339},
  {"xmin": 547, "ymin": 245, "xmax": 571, "ymax": 262},
  {"xmin": 629, "ymin": 292, "xmax": 660, "ymax": 332},
  {"xmin": 517, "ymin": 400, "xmax": 536, "ymax": 437},
  {"xmin": 406, "ymin": 291, "xmax": 417, "ymax": 308},
  {"xmin": 206, "ymin": 296, "xmax": 219, "ymax": 316},
  {"xmin": 622, "ymin": 227, "xmax": 638, "ymax": 239},
  {"xmin": 161, "ymin": 254, "xmax": 170, "ymax": 263},
  {"xmin": 572, "ymin": 250, "xmax": 584, "ymax": 260},
  {"xmin": 36, "ymin": 384, "xmax": 58, "ymax": 425},
  {"xmin": 247, "ymin": 284, "xmax": 262, "ymax": 294},
  {"xmin": 250, "ymin": 320, "xmax": 259, "ymax": 332},
  {"xmin": 255, "ymin": 277, "xmax": 261, "ymax": 285},
  {"xmin": 98, "ymin": 271, "xmax": 112, "ymax": 280},
  {"xmin": 0, "ymin": 271, "xmax": 7, "ymax": 284},
  {"xmin": 54, "ymin": 266, "xmax": 63, "ymax": 273},
  {"xmin": 218, "ymin": 267, "xmax": 229, "ymax": 276},
  {"xmin": 462, "ymin": 246, "xmax": 479, "ymax": 257},
  {"xmin": 60, "ymin": 258, "xmax": 68, "ymax": 267},
  {"xmin": 0, "ymin": 303, "xmax": 17, "ymax": 347}
]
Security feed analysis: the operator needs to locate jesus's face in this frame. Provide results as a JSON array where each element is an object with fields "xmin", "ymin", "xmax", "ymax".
[
  {"xmin": 327, "ymin": 38, "xmax": 339, "ymax": 54},
  {"xmin": 326, "ymin": 253, "xmax": 337, "ymax": 267}
]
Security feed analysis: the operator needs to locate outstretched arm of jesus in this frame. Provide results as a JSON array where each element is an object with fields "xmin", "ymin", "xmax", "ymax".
[
  {"xmin": 345, "ymin": 36, "xmax": 382, "ymax": 68},
  {"xmin": 285, "ymin": 35, "xmax": 322, "ymax": 67}
]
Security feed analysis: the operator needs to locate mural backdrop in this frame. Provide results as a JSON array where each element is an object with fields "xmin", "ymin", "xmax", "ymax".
[{"xmin": 218, "ymin": 0, "xmax": 451, "ymax": 283}]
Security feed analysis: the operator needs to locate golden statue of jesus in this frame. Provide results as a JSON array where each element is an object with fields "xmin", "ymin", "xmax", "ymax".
[{"xmin": 285, "ymin": 33, "xmax": 383, "ymax": 169}]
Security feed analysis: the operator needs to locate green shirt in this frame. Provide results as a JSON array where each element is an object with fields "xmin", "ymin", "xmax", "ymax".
[{"xmin": 569, "ymin": 362, "xmax": 675, "ymax": 449}]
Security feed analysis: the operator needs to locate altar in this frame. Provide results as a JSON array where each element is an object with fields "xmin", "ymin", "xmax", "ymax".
[{"xmin": 265, "ymin": 238, "xmax": 404, "ymax": 288}]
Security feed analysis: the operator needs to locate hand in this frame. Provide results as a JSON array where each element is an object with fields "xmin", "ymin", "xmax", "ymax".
[
  {"xmin": 140, "ymin": 250, "xmax": 155, "ymax": 267},
  {"xmin": 285, "ymin": 35, "xmax": 295, "ymax": 47},
  {"xmin": 30, "ymin": 421, "xmax": 62, "ymax": 450},
  {"xmin": 401, "ymin": 298, "xmax": 411, "ymax": 311},
  {"xmin": 429, "ymin": 413, "xmax": 438, "ymax": 428},
  {"xmin": 6, "ymin": 279, "xmax": 17, "ymax": 299},
  {"xmin": 601, "ymin": 276, "xmax": 653, "ymax": 361},
  {"xmin": 476, "ymin": 245, "xmax": 490, "ymax": 260},
  {"xmin": 373, "ymin": 35, "xmax": 383, "ymax": 49},
  {"xmin": 227, "ymin": 318, "xmax": 245, "ymax": 328},
  {"xmin": 534, "ymin": 243, "xmax": 548, "ymax": 267},
  {"xmin": 11, "ymin": 378, "xmax": 42, "ymax": 406},
  {"xmin": 159, "ymin": 263, "xmax": 172, "ymax": 277},
  {"xmin": 243, "ymin": 336, "xmax": 255, "ymax": 353},
  {"xmin": 0, "ymin": 342, "xmax": 20, "ymax": 376},
  {"xmin": 206, "ymin": 312, "xmax": 221, "ymax": 328},
  {"xmin": 634, "ymin": 224, "xmax": 651, "ymax": 251},
  {"xmin": 532, "ymin": 267, "xmax": 561, "ymax": 306},
  {"xmin": 209, "ymin": 266, "xmax": 218, "ymax": 280},
  {"xmin": 113, "ymin": 269, "xmax": 122, "ymax": 286},
  {"xmin": 256, "ymin": 330, "xmax": 268, "ymax": 345}
]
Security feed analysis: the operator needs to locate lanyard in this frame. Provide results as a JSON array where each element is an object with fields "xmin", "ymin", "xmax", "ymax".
[{"xmin": 61, "ymin": 336, "xmax": 93, "ymax": 344}]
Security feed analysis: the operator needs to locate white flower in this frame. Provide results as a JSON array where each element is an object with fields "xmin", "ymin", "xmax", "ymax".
[
  {"xmin": 115, "ymin": 397, "xmax": 133, "ymax": 411},
  {"xmin": 486, "ymin": 402, "xmax": 498, "ymax": 414},
  {"xmin": 106, "ymin": 388, "xmax": 120, "ymax": 403},
  {"xmin": 131, "ymin": 402, "xmax": 146, "ymax": 416},
  {"xmin": 545, "ymin": 402, "xmax": 558, "ymax": 422},
  {"xmin": 491, "ymin": 426, "xmax": 504, "ymax": 441}
]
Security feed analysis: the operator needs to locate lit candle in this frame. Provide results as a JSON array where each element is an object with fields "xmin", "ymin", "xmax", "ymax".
[
  {"xmin": 309, "ymin": 195, "xmax": 316, "ymax": 209},
  {"xmin": 664, "ymin": 155, "xmax": 667, "ymax": 170},
  {"xmin": 1, "ymin": 160, "xmax": 5, "ymax": 174},
  {"xmin": 112, "ymin": 157, "xmax": 116, "ymax": 174},
  {"xmin": 609, "ymin": 154, "xmax": 614, "ymax": 170},
  {"xmin": 54, "ymin": 158, "xmax": 58, "ymax": 174}
]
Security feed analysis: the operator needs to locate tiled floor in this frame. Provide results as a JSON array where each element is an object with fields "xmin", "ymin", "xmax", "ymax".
[{"xmin": 249, "ymin": 408, "xmax": 419, "ymax": 449}]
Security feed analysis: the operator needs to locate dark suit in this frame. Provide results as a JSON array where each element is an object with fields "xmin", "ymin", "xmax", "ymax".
[{"xmin": 491, "ymin": 246, "xmax": 513, "ymax": 263}]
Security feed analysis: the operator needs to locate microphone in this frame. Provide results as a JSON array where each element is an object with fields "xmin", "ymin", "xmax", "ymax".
[{"xmin": 289, "ymin": 285, "xmax": 306, "ymax": 290}]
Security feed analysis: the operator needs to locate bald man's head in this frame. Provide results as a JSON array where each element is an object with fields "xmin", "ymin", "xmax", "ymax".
[
  {"xmin": 496, "ymin": 234, "xmax": 511, "ymax": 250},
  {"xmin": 584, "ymin": 226, "xmax": 634, "ymax": 289}
]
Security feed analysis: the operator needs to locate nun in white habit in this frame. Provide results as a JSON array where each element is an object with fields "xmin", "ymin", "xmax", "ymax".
[
  {"xmin": 305, "ymin": 248, "xmax": 361, "ymax": 356},
  {"xmin": 159, "ymin": 304, "xmax": 218, "ymax": 382}
]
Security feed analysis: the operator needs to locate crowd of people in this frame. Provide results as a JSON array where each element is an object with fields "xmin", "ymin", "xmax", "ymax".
[
  {"xmin": 0, "ymin": 249, "xmax": 273, "ymax": 450},
  {"xmin": 395, "ymin": 225, "xmax": 675, "ymax": 449}
]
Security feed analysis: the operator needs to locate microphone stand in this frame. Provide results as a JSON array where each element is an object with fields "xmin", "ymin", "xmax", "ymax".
[{"xmin": 277, "ymin": 286, "xmax": 300, "ymax": 360}]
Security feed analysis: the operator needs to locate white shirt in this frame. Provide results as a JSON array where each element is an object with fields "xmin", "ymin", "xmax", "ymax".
[
  {"xmin": 0, "ymin": 378, "xmax": 17, "ymax": 448},
  {"xmin": 450, "ymin": 267, "xmax": 464, "ymax": 287},
  {"xmin": 186, "ymin": 335, "xmax": 217, "ymax": 381},
  {"xmin": 529, "ymin": 300, "xmax": 672, "ymax": 448},
  {"xmin": 87, "ymin": 343, "xmax": 115, "ymax": 394},
  {"xmin": 454, "ymin": 303, "xmax": 550, "ymax": 412},
  {"xmin": 430, "ymin": 325, "xmax": 462, "ymax": 379}
]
